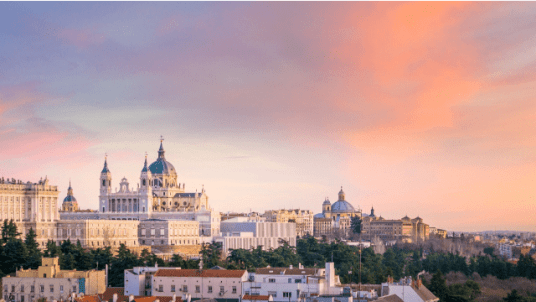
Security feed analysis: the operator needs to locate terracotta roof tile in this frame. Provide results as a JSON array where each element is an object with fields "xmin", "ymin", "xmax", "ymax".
[
  {"xmin": 242, "ymin": 295, "xmax": 271, "ymax": 301},
  {"xmin": 154, "ymin": 269, "xmax": 247, "ymax": 278}
]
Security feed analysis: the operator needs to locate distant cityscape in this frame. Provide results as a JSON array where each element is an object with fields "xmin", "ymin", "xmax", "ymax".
[{"xmin": 1, "ymin": 140, "xmax": 536, "ymax": 302}]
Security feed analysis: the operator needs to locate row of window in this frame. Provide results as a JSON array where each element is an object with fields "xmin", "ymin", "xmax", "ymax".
[
  {"xmin": 4, "ymin": 285, "xmax": 76, "ymax": 293},
  {"xmin": 158, "ymin": 285, "xmax": 237, "ymax": 294},
  {"xmin": 267, "ymin": 278, "xmax": 303, "ymax": 283}
]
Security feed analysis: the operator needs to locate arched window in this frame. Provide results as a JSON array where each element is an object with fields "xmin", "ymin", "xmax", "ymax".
[
  {"xmin": 102, "ymin": 180, "xmax": 105, "ymax": 186},
  {"xmin": 142, "ymin": 179, "xmax": 146, "ymax": 186}
]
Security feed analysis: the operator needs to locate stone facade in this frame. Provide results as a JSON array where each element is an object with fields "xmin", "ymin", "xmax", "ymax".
[{"xmin": 361, "ymin": 208, "xmax": 430, "ymax": 241}]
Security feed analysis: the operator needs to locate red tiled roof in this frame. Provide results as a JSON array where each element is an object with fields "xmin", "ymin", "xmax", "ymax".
[
  {"xmin": 154, "ymin": 269, "xmax": 247, "ymax": 278},
  {"xmin": 75, "ymin": 296, "xmax": 100, "ymax": 302},
  {"xmin": 133, "ymin": 296, "xmax": 179, "ymax": 302},
  {"xmin": 255, "ymin": 268, "xmax": 318, "ymax": 275},
  {"xmin": 98, "ymin": 288, "xmax": 127, "ymax": 302},
  {"xmin": 242, "ymin": 295, "xmax": 271, "ymax": 301}
]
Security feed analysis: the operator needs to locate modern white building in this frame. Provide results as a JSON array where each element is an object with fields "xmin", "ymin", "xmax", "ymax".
[
  {"xmin": 151, "ymin": 268, "xmax": 248, "ymax": 302},
  {"xmin": 214, "ymin": 217, "xmax": 297, "ymax": 256},
  {"xmin": 125, "ymin": 265, "xmax": 183, "ymax": 297},
  {"xmin": 243, "ymin": 263, "xmax": 342, "ymax": 302}
]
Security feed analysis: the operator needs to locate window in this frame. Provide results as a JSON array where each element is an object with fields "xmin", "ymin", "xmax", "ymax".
[
  {"xmin": 283, "ymin": 292, "xmax": 292, "ymax": 298},
  {"xmin": 50, "ymin": 285, "xmax": 54, "ymax": 293},
  {"xmin": 171, "ymin": 285, "xmax": 175, "ymax": 292},
  {"xmin": 160, "ymin": 229, "xmax": 165, "ymax": 236},
  {"xmin": 30, "ymin": 286, "xmax": 35, "ymax": 293},
  {"xmin": 268, "ymin": 291, "xmax": 277, "ymax": 298},
  {"xmin": 151, "ymin": 229, "xmax": 155, "ymax": 236},
  {"xmin": 232, "ymin": 286, "xmax": 236, "ymax": 294},
  {"xmin": 208, "ymin": 286, "xmax": 212, "ymax": 294},
  {"xmin": 196, "ymin": 286, "xmax": 200, "ymax": 293},
  {"xmin": 288, "ymin": 278, "xmax": 292, "ymax": 283},
  {"xmin": 21, "ymin": 296, "xmax": 25, "ymax": 302},
  {"xmin": 182, "ymin": 286, "xmax": 188, "ymax": 293},
  {"xmin": 21, "ymin": 285, "xmax": 24, "ymax": 292},
  {"xmin": 220, "ymin": 286, "xmax": 224, "ymax": 293},
  {"xmin": 3, "ymin": 286, "xmax": 6, "ymax": 293},
  {"xmin": 73, "ymin": 286, "xmax": 77, "ymax": 293},
  {"xmin": 40, "ymin": 285, "xmax": 44, "ymax": 293},
  {"xmin": 268, "ymin": 278, "xmax": 275, "ymax": 283},
  {"xmin": 158, "ymin": 285, "xmax": 163, "ymax": 292},
  {"xmin": 141, "ymin": 229, "xmax": 146, "ymax": 236},
  {"xmin": 60, "ymin": 286, "xmax": 64, "ymax": 293},
  {"xmin": 295, "ymin": 279, "xmax": 302, "ymax": 283}
]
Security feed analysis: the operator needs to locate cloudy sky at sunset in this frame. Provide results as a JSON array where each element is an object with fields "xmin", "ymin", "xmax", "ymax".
[{"xmin": 1, "ymin": 2, "xmax": 535, "ymax": 232}]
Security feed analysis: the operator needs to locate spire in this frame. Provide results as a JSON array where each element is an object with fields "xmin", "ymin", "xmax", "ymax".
[
  {"xmin": 101, "ymin": 154, "xmax": 110, "ymax": 173},
  {"xmin": 67, "ymin": 180, "xmax": 74, "ymax": 197},
  {"xmin": 158, "ymin": 136, "xmax": 165, "ymax": 160},
  {"xmin": 142, "ymin": 152, "xmax": 148, "ymax": 172}
]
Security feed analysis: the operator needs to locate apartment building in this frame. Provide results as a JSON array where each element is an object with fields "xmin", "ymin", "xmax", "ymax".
[{"xmin": 2, "ymin": 258, "xmax": 105, "ymax": 302}]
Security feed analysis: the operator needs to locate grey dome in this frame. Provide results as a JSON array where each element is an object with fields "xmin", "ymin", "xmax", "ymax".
[
  {"xmin": 63, "ymin": 195, "xmax": 77, "ymax": 202},
  {"xmin": 148, "ymin": 142, "xmax": 177, "ymax": 176},
  {"xmin": 331, "ymin": 200, "xmax": 356, "ymax": 213},
  {"xmin": 314, "ymin": 213, "xmax": 326, "ymax": 218}
]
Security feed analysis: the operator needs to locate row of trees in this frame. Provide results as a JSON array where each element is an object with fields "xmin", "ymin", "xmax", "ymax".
[{"xmin": 2, "ymin": 220, "xmax": 536, "ymax": 288}]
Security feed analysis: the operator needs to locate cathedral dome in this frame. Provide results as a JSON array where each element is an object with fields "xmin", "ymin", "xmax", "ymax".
[
  {"xmin": 331, "ymin": 200, "xmax": 355, "ymax": 213},
  {"xmin": 148, "ymin": 141, "xmax": 177, "ymax": 176},
  {"xmin": 63, "ymin": 195, "xmax": 77, "ymax": 202}
]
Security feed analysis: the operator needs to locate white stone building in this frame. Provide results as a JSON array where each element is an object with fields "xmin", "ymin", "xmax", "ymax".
[
  {"xmin": 151, "ymin": 268, "xmax": 248, "ymax": 302},
  {"xmin": 263, "ymin": 209, "xmax": 314, "ymax": 238},
  {"xmin": 243, "ymin": 262, "xmax": 342, "ymax": 302}
]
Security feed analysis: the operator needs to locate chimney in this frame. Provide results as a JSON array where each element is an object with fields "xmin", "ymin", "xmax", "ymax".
[
  {"xmin": 129, "ymin": 295, "xmax": 135, "ymax": 302},
  {"xmin": 325, "ymin": 262, "xmax": 335, "ymax": 289},
  {"xmin": 172, "ymin": 294, "xmax": 177, "ymax": 302},
  {"xmin": 416, "ymin": 279, "xmax": 422, "ymax": 288},
  {"xmin": 299, "ymin": 263, "xmax": 304, "ymax": 269},
  {"xmin": 155, "ymin": 300, "xmax": 160, "ymax": 302},
  {"xmin": 113, "ymin": 293, "xmax": 118, "ymax": 302},
  {"xmin": 289, "ymin": 265, "xmax": 293, "ymax": 269},
  {"xmin": 72, "ymin": 293, "xmax": 76, "ymax": 301}
]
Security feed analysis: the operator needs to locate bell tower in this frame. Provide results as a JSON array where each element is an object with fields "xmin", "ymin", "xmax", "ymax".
[
  {"xmin": 100, "ymin": 155, "xmax": 112, "ymax": 194},
  {"xmin": 99, "ymin": 155, "xmax": 112, "ymax": 213},
  {"xmin": 139, "ymin": 152, "xmax": 153, "ymax": 215}
]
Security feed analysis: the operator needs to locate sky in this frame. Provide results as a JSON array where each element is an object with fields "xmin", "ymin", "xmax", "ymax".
[{"xmin": 1, "ymin": 2, "xmax": 535, "ymax": 233}]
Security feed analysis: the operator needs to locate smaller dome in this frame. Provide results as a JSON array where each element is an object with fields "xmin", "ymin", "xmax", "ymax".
[
  {"xmin": 322, "ymin": 198, "xmax": 331, "ymax": 205},
  {"xmin": 63, "ymin": 195, "xmax": 77, "ymax": 202},
  {"xmin": 314, "ymin": 213, "xmax": 326, "ymax": 219}
]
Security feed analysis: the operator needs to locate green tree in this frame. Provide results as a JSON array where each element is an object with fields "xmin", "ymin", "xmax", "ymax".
[
  {"xmin": 24, "ymin": 228, "xmax": 42, "ymax": 269},
  {"xmin": 429, "ymin": 270, "xmax": 448, "ymax": 301},
  {"xmin": 351, "ymin": 216, "xmax": 362, "ymax": 234},
  {"xmin": 503, "ymin": 290, "xmax": 524, "ymax": 302}
]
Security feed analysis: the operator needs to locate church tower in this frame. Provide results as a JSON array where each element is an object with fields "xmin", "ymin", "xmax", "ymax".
[
  {"xmin": 139, "ymin": 152, "xmax": 153, "ymax": 214},
  {"xmin": 100, "ymin": 156, "xmax": 112, "ymax": 194},
  {"xmin": 99, "ymin": 155, "xmax": 112, "ymax": 213}
]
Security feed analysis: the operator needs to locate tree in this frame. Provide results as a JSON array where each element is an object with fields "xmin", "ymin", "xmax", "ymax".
[
  {"xmin": 429, "ymin": 270, "xmax": 448, "ymax": 301},
  {"xmin": 503, "ymin": 290, "xmax": 523, "ymax": 302},
  {"xmin": 1, "ymin": 219, "xmax": 21, "ymax": 242},
  {"xmin": 351, "ymin": 216, "xmax": 362, "ymax": 234},
  {"xmin": 201, "ymin": 242, "xmax": 223, "ymax": 268},
  {"xmin": 24, "ymin": 228, "xmax": 42, "ymax": 269}
]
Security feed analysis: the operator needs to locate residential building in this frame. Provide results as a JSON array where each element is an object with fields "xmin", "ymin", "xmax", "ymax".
[
  {"xmin": 380, "ymin": 277, "xmax": 438, "ymax": 302},
  {"xmin": 263, "ymin": 209, "xmax": 314, "ymax": 238},
  {"xmin": 151, "ymin": 268, "xmax": 248, "ymax": 302},
  {"xmin": 2, "ymin": 257, "xmax": 105, "ymax": 302},
  {"xmin": 243, "ymin": 262, "xmax": 342, "ymax": 302}
]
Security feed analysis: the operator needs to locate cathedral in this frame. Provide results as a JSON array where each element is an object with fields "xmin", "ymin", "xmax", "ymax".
[
  {"xmin": 313, "ymin": 187, "xmax": 362, "ymax": 237},
  {"xmin": 60, "ymin": 140, "xmax": 221, "ymax": 237}
]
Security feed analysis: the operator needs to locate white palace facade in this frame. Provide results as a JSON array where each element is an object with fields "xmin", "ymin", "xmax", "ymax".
[{"xmin": 0, "ymin": 140, "xmax": 220, "ymax": 249}]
